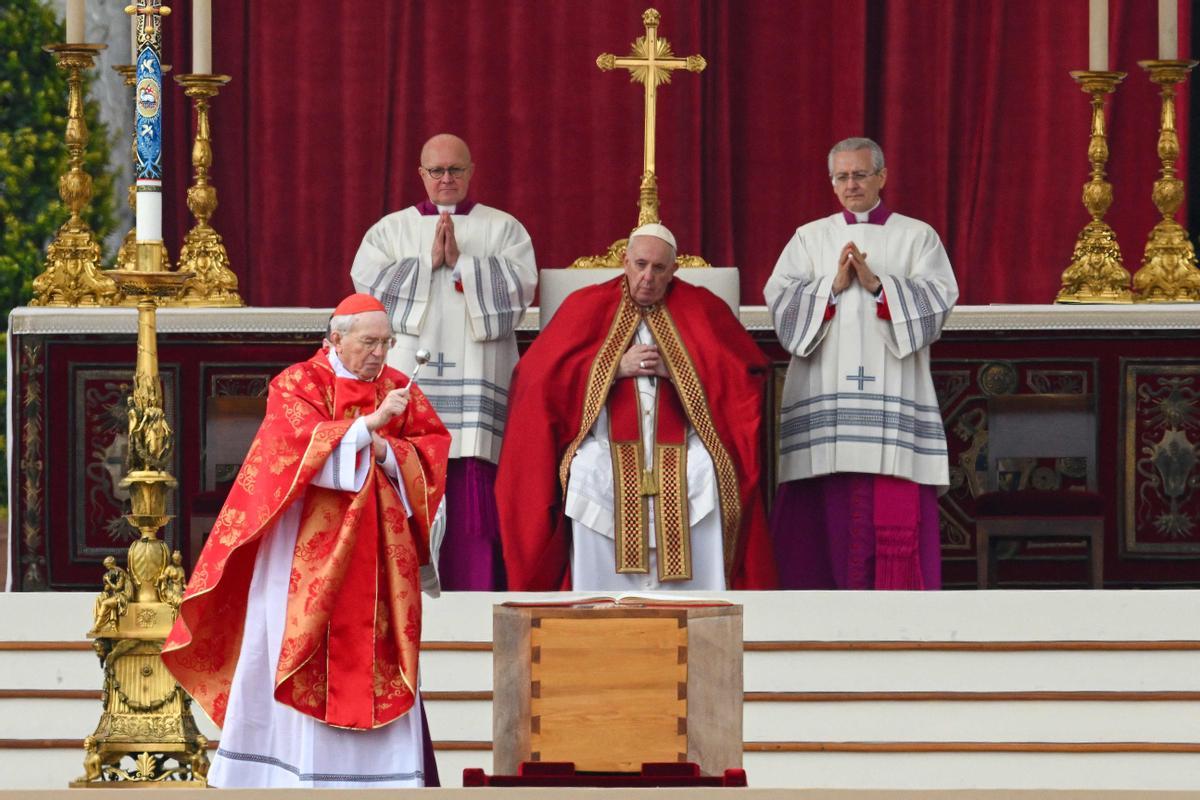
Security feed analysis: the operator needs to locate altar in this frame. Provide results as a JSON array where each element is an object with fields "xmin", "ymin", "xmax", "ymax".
[{"xmin": 7, "ymin": 303, "xmax": 1200, "ymax": 591}]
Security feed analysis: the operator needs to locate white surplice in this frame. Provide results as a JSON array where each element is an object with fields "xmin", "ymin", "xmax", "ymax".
[
  {"xmin": 565, "ymin": 323, "xmax": 726, "ymax": 591},
  {"xmin": 351, "ymin": 203, "xmax": 536, "ymax": 463},
  {"xmin": 765, "ymin": 210, "xmax": 959, "ymax": 487},
  {"xmin": 208, "ymin": 350, "xmax": 427, "ymax": 789}
]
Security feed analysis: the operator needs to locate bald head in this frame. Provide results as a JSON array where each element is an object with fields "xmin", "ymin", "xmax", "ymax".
[
  {"xmin": 420, "ymin": 133, "xmax": 471, "ymax": 165},
  {"xmin": 419, "ymin": 134, "xmax": 475, "ymax": 206}
]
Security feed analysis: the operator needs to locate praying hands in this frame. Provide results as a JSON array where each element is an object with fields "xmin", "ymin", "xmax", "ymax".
[
  {"xmin": 431, "ymin": 212, "xmax": 461, "ymax": 269},
  {"xmin": 833, "ymin": 241, "xmax": 881, "ymax": 296}
]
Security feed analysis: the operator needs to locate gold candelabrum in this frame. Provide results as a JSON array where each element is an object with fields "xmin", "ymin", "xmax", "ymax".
[
  {"xmin": 1132, "ymin": 59, "xmax": 1200, "ymax": 302},
  {"xmin": 31, "ymin": 44, "xmax": 120, "ymax": 307},
  {"xmin": 76, "ymin": 272, "xmax": 208, "ymax": 787},
  {"xmin": 174, "ymin": 73, "xmax": 243, "ymax": 306},
  {"xmin": 112, "ymin": 63, "xmax": 172, "ymax": 282},
  {"xmin": 573, "ymin": 8, "xmax": 710, "ymax": 269},
  {"xmin": 1057, "ymin": 71, "xmax": 1132, "ymax": 303}
]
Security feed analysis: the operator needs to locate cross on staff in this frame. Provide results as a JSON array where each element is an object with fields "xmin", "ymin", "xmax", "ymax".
[{"xmin": 597, "ymin": 8, "xmax": 706, "ymax": 225}]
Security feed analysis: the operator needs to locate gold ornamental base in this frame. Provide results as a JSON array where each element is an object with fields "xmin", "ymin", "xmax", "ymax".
[
  {"xmin": 1056, "ymin": 219, "xmax": 1132, "ymax": 304},
  {"xmin": 1134, "ymin": 218, "xmax": 1200, "ymax": 302},
  {"xmin": 177, "ymin": 222, "xmax": 242, "ymax": 306},
  {"xmin": 74, "ymin": 536, "xmax": 208, "ymax": 787},
  {"xmin": 69, "ymin": 635, "xmax": 208, "ymax": 787},
  {"xmin": 34, "ymin": 222, "xmax": 119, "ymax": 306}
]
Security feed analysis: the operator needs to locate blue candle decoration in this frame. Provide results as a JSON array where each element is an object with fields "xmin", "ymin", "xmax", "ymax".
[{"xmin": 133, "ymin": 0, "xmax": 164, "ymax": 242}]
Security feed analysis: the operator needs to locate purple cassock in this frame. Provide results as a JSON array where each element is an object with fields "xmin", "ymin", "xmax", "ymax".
[
  {"xmin": 770, "ymin": 474, "xmax": 941, "ymax": 590},
  {"xmin": 437, "ymin": 458, "xmax": 506, "ymax": 590}
]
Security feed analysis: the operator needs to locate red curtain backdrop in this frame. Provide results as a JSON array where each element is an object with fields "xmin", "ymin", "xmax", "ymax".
[{"xmin": 160, "ymin": 0, "xmax": 1190, "ymax": 308}]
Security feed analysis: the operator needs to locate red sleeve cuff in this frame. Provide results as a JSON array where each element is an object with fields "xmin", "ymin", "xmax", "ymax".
[
  {"xmin": 824, "ymin": 301, "xmax": 836, "ymax": 321},
  {"xmin": 876, "ymin": 291, "xmax": 891, "ymax": 320}
]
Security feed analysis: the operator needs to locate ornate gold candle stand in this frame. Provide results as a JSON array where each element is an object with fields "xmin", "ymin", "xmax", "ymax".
[
  {"xmin": 1133, "ymin": 59, "xmax": 1200, "ymax": 302},
  {"xmin": 174, "ymin": 73, "xmax": 242, "ymax": 306},
  {"xmin": 1057, "ymin": 71, "xmax": 1131, "ymax": 303},
  {"xmin": 73, "ymin": 267, "xmax": 208, "ymax": 787},
  {"xmin": 31, "ymin": 44, "xmax": 119, "ymax": 307},
  {"xmin": 111, "ymin": 63, "xmax": 172, "ymax": 278}
]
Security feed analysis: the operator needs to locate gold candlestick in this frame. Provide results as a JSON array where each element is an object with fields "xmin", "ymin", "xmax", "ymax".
[
  {"xmin": 173, "ymin": 73, "xmax": 243, "ymax": 306},
  {"xmin": 1056, "ymin": 70, "xmax": 1131, "ymax": 304},
  {"xmin": 75, "ymin": 268, "xmax": 209, "ymax": 787},
  {"xmin": 30, "ymin": 44, "xmax": 119, "ymax": 307},
  {"xmin": 111, "ymin": 63, "xmax": 172, "ymax": 279},
  {"xmin": 1133, "ymin": 59, "xmax": 1200, "ymax": 302}
]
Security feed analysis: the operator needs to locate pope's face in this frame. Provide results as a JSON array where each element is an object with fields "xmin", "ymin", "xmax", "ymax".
[
  {"xmin": 831, "ymin": 148, "xmax": 887, "ymax": 214},
  {"xmin": 419, "ymin": 137, "xmax": 474, "ymax": 207},
  {"xmin": 623, "ymin": 235, "xmax": 678, "ymax": 307},
  {"xmin": 331, "ymin": 311, "xmax": 394, "ymax": 381}
]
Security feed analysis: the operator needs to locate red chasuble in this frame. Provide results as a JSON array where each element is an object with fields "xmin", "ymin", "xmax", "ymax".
[
  {"xmin": 496, "ymin": 276, "xmax": 778, "ymax": 590},
  {"xmin": 162, "ymin": 351, "xmax": 450, "ymax": 730}
]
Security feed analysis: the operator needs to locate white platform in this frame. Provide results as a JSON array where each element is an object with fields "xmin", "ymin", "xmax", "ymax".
[{"xmin": 2, "ymin": 590, "xmax": 1200, "ymax": 791}]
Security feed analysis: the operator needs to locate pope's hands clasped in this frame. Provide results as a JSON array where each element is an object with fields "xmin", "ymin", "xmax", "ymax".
[{"xmin": 618, "ymin": 343, "xmax": 669, "ymax": 380}]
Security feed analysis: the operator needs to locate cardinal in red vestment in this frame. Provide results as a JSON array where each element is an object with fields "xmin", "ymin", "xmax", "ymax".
[
  {"xmin": 162, "ymin": 294, "xmax": 450, "ymax": 788},
  {"xmin": 497, "ymin": 224, "xmax": 777, "ymax": 592}
]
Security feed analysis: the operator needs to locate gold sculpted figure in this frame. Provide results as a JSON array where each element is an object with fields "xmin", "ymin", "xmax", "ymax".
[
  {"xmin": 157, "ymin": 550, "xmax": 186, "ymax": 608},
  {"xmin": 127, "ymin": 396, "xmax": 173, "ymax": 473},
  {"xmin": 80, "ymin": 735, "xmax": 103, "ymax": 782},
  {"xmin": 93, "ymin": 557, "xmax": 132, "ymax": 633},
  {"xmin": 190, "ymin": 735, "xmax": 210, "ymax": 780}
]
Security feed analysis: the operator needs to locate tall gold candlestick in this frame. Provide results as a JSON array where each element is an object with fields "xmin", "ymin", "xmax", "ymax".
[
  {"xmin": 1057, "ymin": 70, "xmax": 1132, "ymax": 304},
  {"xmin": 31, "ymin": 44, "xmax": 119, "ymax": 307},
  {"xmin": 173, "ymin": 73, "xmax": 242, "ymax": 306},
  {"xmin": 76, "ymin": 265, "xmax": 208, "ymax": 787},
  {"xmin": 1133, "ymin": 59, "xmax": 1200, "ymax": 302},
  {"xmin": 111, "ymin": 63, "xmax": 172, "ymax": 279}
]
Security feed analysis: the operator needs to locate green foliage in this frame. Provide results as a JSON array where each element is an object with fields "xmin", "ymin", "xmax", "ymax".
[{"xmin": 0, "ymin": 1, "xmax": 119, "ymax": 511}]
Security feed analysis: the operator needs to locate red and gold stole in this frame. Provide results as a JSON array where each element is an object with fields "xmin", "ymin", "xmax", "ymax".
[
  {"xmin": 325, "ymin": 377, "xmax": 379, "ymax": 727},
  {"xmin": 608, "ymin": 375, "xmax": 692, "ymax": 581}
]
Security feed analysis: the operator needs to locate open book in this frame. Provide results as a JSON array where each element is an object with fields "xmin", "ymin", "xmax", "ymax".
[{"xmin": 501, "ymin": 593, "xmax": 733, "ymax": 609}]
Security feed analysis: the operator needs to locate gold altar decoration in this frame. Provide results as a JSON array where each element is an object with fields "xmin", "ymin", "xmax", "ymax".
[
  {"xmin": 1056, "ymin": 71, "xmax": 1132, "ymax": 304},
  {"xmin": 73, "ymin": 2, "xmax": 205, "ymax": 779},
  {"xmin": 174, "ymin": 73, "xmax": 243, "ymax": 306},
  {"xmin": 73, "ymin": 271, "xmax": 207, "ymax": 787},
  {"xmin": 112, "ymin": 64, "xmax": 172, "ymax": 279},
  {"xmin": 1132, "ymin": 59, "xmax": 1200, "ymax": 302},
  {"xmin": 572, "ymin": 8, "xmax": 710, "ymax": 269},
  {"xmin": 30, "ymin": 43, "xmax": 120, "ymax": 307}
]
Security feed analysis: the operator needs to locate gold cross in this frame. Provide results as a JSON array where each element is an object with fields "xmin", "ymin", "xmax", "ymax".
[{"xmin": 597, "ymin": 8, "xmax": 706, "ymax": 224}]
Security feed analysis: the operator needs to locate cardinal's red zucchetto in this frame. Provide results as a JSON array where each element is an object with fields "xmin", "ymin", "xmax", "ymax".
[{"xmin": 332, "ymin": 293, "xmax": 386, "ymax": 316}]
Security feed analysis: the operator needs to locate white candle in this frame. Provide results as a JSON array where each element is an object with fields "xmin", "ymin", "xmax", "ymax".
[
  {"xmin": 193, "ymin": 0, "xmax": 212, "ymax": 74},
  {"xmin": 1088, "ymin": 0, "xmax": 1108, "ymax": 71},
  {"xmin": 65, "ymin": 0, "xmax": 85, "ymax": 43},
  {"xmin": 130, "ymin": 10, "xmax": 137, "ymax": 62},
  {"xmin": 1159, "ymin": 0, "xmax": 1178, "ymax": 60}
]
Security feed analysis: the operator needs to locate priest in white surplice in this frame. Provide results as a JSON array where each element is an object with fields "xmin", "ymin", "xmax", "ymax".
[
  {"xmin": 765, "ymin": 137, "xmax": 958, "ymax": 590},
  {"xmin": 351, "ymin": 133, "xmax": 536, "ymax": 590}
]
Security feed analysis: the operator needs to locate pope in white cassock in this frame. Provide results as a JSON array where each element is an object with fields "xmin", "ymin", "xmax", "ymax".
[
  {"xmin": 764, "ymin": 137, "xmax": 958, "ymax": 590},
  {"xmin": 351, "ymin": 133, "xmax": 537, "ymax": 590}
]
